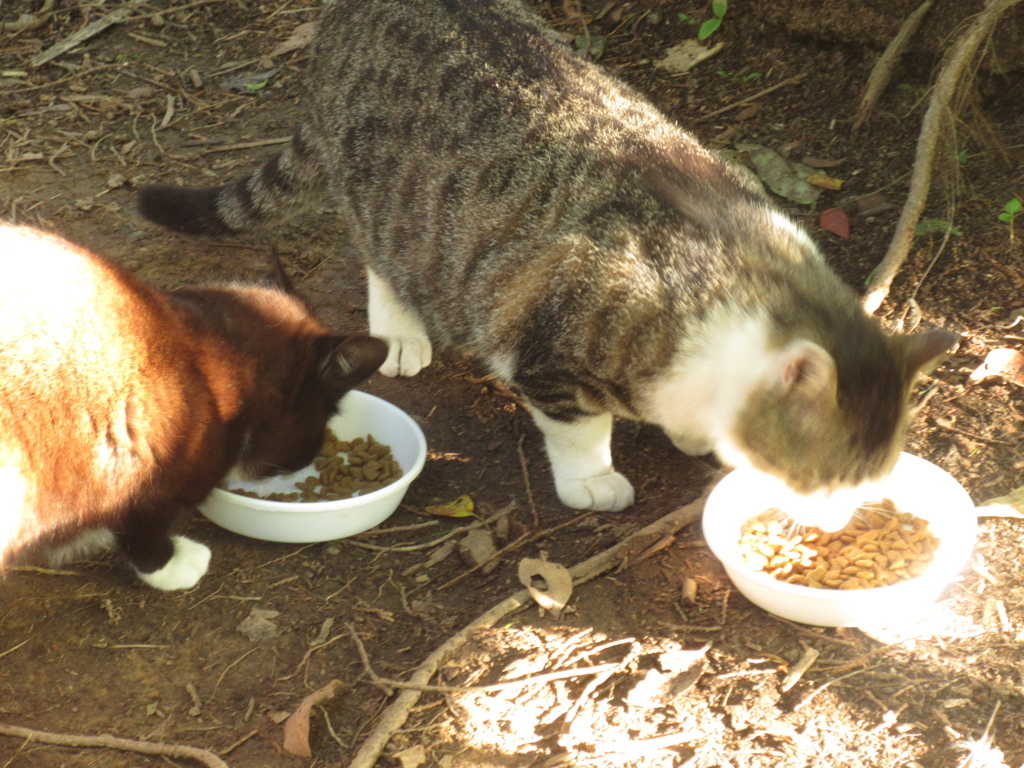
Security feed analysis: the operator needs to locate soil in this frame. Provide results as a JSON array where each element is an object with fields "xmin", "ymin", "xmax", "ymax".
[{"xmin": 2, "ymin": 1, "xmax": 1024, "ymax": 767}]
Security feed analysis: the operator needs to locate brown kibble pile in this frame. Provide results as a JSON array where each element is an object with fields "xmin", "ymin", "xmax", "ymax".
[
  {"xmin": 229, "ymin": 430, "xmax": 403, "ymax": 502},
  {"xmin": 737, "ymin": 499, "xmax": 940, "ymax": 590}
]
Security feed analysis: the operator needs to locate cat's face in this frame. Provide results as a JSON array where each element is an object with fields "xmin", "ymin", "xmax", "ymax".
[
  {"xmin": 243, "ymin": 333, "xmax": 389, "ymax": 478},
  {"xmin": 726, "ymin": 329, "xmax": 958, "ymax": 494},
  {"xmin": 187, "ymin": 285, "xmax": 388, "ymax": 480}
]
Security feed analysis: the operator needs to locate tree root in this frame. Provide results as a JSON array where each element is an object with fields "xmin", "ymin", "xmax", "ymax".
[
  {"xmin": 345, "ymin": 490, "xmax": 711, "ymax": 768},
  {"xmin": 852, "ymin": 0, "xmax": 935, "ymax": 135},
  {"xmin": 862, "ymin": 0, "xmax": 1023, "ymax": 315},
  {"xmin": 0, "ymin": 723, "xmax": 229, "ymax": 768}
]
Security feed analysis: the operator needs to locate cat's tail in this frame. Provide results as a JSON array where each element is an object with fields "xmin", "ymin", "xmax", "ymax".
[{"xmin": 137, "ymin": 126, "xmax": 327, "ymax": 235}]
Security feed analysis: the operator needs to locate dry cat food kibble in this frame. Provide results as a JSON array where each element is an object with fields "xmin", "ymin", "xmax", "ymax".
[
  {"xmin": 229, "ymin": 430, "xmax": 403, "ymax": 502},
  {"xmin": 737, "ymin": 499, "xmax": 940, "ymax": 590}
]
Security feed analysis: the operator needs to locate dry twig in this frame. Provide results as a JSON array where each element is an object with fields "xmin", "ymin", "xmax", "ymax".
[
  {"xmin": 0, "ymin": 0, "xmax": 55, "ymax": 34},
  {"xmin": 0, "ymin": 723, "xmax": 229, "ymax": 768},
  {"xmin": 347, "ymin": 622, "xmax": 621, "ymax": 695},
  {"xmin": 695, "ymin": 74, "xmax": 807, "ymax": 123},
  {"xmin": 345, "ymin": 491, "xmax": 709, "ymax": 768}
]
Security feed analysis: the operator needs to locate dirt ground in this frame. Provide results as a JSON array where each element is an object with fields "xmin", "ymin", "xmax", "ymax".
[{"xmin": 2, "ymin": 1, "xmax": 1024, "ymax": 767}]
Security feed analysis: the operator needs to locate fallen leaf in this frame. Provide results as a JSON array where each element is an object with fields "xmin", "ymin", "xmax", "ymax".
[
  {"xmin": 855, "ymin": 192, "xmax": 890, "ymax": 216},
  {"xmin": 735, "ymin": 103, "xmax": 760, "ymax": 121},
  {"xmin": 424, "ymin": 495, "xmax": 476, "ymax": 518},
  {"xmin": 283, "ymin": 679, "xmax": 343, "ymax": 758},
  {"xmin": 801, "ymin": 155, "xmax": 846, "ymax": 169},
  {"xmin": 819, "ymin": 208, "xmax": 850, "ymax": 239},
  {"xmin": 968, "ymin": 348, "xmax": 1024, "ymax": 386},
  {"xmin": 806, "ymin": 171, "xmax": 843, "ymax": 190},
  {"xmin": 236, "ymin": 608, "xmax": 281, "ymax": 642},
  {"xmin": 269, "ymin": 21, "xmax": 318, "ymax": 58},
  {"xmin": 393, "ymin": 745, "xmax": 428, "ymax": 768},
  {"xmin": 979, "ymin": 485, "xmax": 1024, "ymax": 519},
  {"xmin": 517, "ymin": 558, "xmax": 573, "ymax": 619},
  {"xmin": 654, "ymin": 39, "xmax": 724, "ymax": 74},
  {"xmin": 218, "ymin": 68, "xmax": 278, "ymax": 93},
  {"xmin": 574, "ymin": 33, "xmax": 605, "ymax": 59},
  {"xmin": 459, "ymin": 528, "xmax": 499, "ymax": 573},
  {"xmin": 735, "ymin": 143, "xmax": 821, "ymax": 205}
]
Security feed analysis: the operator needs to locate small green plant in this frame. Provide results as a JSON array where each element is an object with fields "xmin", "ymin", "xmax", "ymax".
[
  {"xmin": 998, "ymin": 197, "xmax": 1021, "ymax": 241},
  {"xmin": 698, "ymin": 0, "xmax": 728, "ymax": 40},
  {"xmin": 915, "ymin": 218, "xmax": 962, "ymax": 237},
  {"xmin": 715, "ymin": 70, "xmax": 760, "ymax": 84},
  {"xmin": 677, "ymin": 12, "xmax": 697, "ymax": 24}
]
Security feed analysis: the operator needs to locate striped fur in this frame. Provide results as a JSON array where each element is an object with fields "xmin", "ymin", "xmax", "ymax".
[{"xmin": 138, "ymin": 0, "xmax": 957, "ymax": 512}]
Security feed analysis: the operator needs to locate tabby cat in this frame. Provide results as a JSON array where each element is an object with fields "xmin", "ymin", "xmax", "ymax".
[
  {"xmin": 0, "ymin": 224, "xmax": 386, "ymax": 589},
  {"xmin": 138, "ymin": 0, "xmax": 956, "ymax": 513}
]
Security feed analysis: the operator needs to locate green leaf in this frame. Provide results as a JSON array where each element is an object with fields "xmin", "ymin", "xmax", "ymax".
[
  {"xmin": 698, "ymin": 17, "xmax": 722, "ymax": 40},
  {"xmin": 915, "ymin": 218, "xmax": 962, "ymax": 236},
  {"xmin": 999, "ymin": 212, "xmax": 1013, "ymax": 223},
  {"xmin": 574, "ymin": 34, "xmax": 605, "ymax": 59},
  {"xmin": 712, "ymin": 0, "xmax": 729, "ymax": 18},
  {"xmin": 1005, "ymin": 197, "xmax": 1023, "ymax": 215}
]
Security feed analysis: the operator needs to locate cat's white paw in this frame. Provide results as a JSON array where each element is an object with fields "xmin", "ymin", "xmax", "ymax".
[
  {"xmin": 137, "ymin": 536, "xmax": 211, "ymax": 591},
  {"xmin": 555, "ymin": 472, "xmax": 635, "ymax": 511},
  {"xmin": 667, "ymin": 430, "xmax": 714, "ymax": 456},
  {"xmin": 380, "ymin": 336, "xmax": 433, "ymax": 377},
  {"xmin": 367, "ymin": 268, "xmax": 432, "ymax": 377},
  {"xmin": 530, "ymin": 409, "xmax": 636, "ymax": 511}
]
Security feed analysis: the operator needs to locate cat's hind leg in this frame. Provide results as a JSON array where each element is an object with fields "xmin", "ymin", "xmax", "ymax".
[
  {"xmin": 367, "ymin": 268, "xmax": 432, "ymax": 377},
  {"xmin": 529, "ymin": 408, "xmax": 635, "ymax": 511}
]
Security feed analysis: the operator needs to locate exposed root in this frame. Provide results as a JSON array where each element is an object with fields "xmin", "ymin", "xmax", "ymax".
[
  {"xmin": 863, "ymin": 0, "xmax": 1024, "ymax": 315},
  {"xmin": 852, "ymin": 0, "xmax": 935, "ymax": 135}
]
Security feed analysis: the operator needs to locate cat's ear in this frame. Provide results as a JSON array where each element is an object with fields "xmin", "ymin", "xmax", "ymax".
[
  {"xmin": 776, "ymin": 340, "xmax": 837, "ymax": 403},
  {"xmin": 319, "ymin": 335, "xmax": 389, "ymax": 389},
  {"xmin": 899, "ymin": 329, "xmax": 959, "ymax": 375}
]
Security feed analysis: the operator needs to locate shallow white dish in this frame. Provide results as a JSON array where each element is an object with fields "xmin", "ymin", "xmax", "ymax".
[
  {"xmin": 200, "ymin": 390, "xmax": 427, "ymax": 543},
  {"xmin": 702, "ymin": 452, "xmax": 977, "ymax": 628}
]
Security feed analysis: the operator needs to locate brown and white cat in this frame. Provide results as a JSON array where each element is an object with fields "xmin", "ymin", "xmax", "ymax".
[
  {"xmin": 0, "ymin": 224, "xmax": 386, "ymax": 589},
  {"xmin": 137, "ymin": 0, "xmax": 957, "ymax": 514}
]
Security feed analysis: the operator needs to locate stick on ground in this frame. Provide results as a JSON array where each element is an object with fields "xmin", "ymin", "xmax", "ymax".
[
  {"xmin": 0, "ymin": 723, "xmax": 229, "ymax": 768},
  {"xmin": 345, "ymin": 490, "xmax": 710, "ymax": 768}
]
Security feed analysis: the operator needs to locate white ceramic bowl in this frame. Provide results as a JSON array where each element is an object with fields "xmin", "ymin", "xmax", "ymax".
[
  {"xmin": 702, "ymin": 453, "xmax": 977, "ymax": 627},
  {"xmin": 200, "ymin": 390, "xmax": 427, "ymax": 543}
]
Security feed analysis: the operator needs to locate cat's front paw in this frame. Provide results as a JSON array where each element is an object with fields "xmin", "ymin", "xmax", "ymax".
[
  {"xmin": 555, "ymin": 472, "xmax": 635, "ymax": 512},
  {"xmin": 379, "ymin": 336, "xmax": 433, "ymax": 377},
  {"xmin": 667, "ymin": 430, "xmax": 714, "ymax": 456},
  {"xmin": 137, "ymin": 536, "xmax": 211, "ymax": 591}
]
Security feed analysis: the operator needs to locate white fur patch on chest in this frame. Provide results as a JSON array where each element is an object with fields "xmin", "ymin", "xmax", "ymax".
[{"xmin": 640, "ymin": 309, "xmax": 776, "ymax": 458}]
